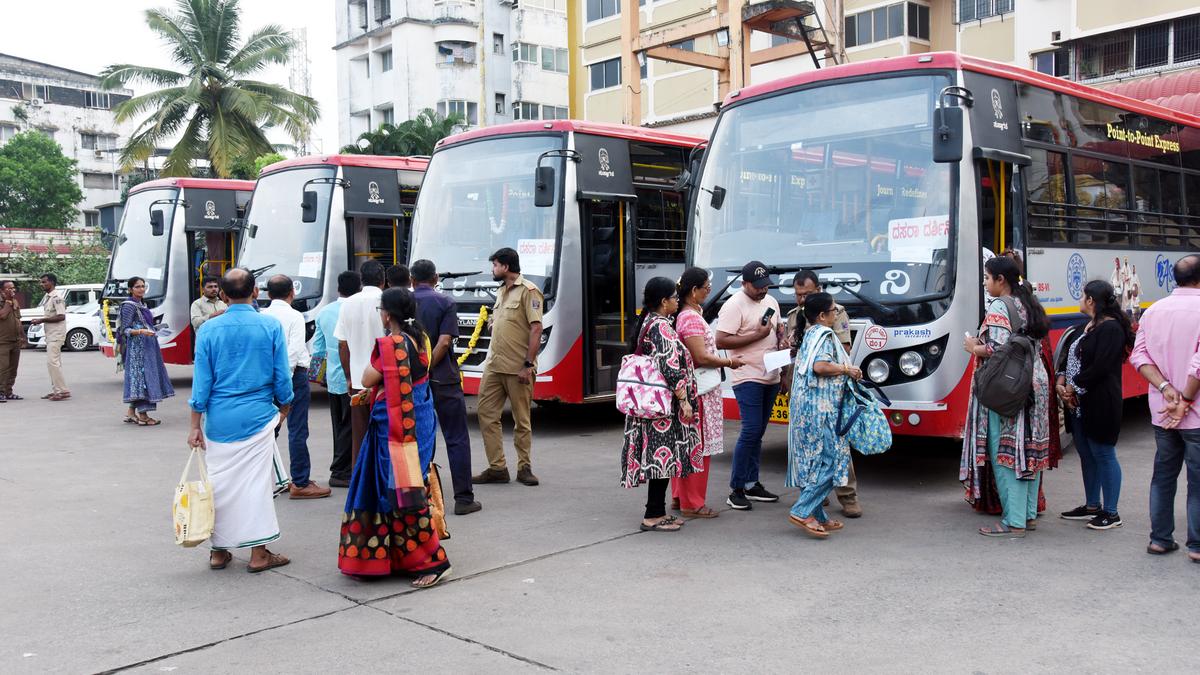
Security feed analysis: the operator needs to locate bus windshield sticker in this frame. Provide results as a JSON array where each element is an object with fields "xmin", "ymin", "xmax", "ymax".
[
  {"xmin": 146, "ymin": 267, "xmax": 163, "ymax": 280},
  {"xmin": 517, "ymin": 239, "xmax": 556, "ymax": 277},
  {"xmin": 887, "ymin": 215, "xmax": 949, "ymax": 264},
  {"xmin": 298, "ymin": 251, "xmax": 323, "ymax": 279}
]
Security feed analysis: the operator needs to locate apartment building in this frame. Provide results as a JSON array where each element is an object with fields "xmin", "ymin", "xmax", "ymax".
[
  {"xmin": 0, "ymin": 53, "xmax": 134, "ymax": 229},
  {"xmin": 333, "ymin": 0, "xmax": 570, "ymax": 147}
]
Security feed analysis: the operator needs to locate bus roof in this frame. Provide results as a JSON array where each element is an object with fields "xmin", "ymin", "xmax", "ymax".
[
  {"xmin": 128, "ymin": 177, "xmax": 256, "ymax": 194},
  {"xmin": 727, "ymin": 52, "xmax": 1200, "ymax": 129},
  {"xmin": 259, "ymin": 154, "xmax": 430, "ymax": 176},
  {"xmin": 436, "ymin": 120, "xmax": 706, "ymax": 150}
]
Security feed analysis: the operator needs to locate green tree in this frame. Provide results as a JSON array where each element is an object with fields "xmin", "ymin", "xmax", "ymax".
[
  {"xmin": 0, "ymin": 235, "xmax": 110, "ymax": 304},
  {"xmin": 253, "ymin": 152, "xmax": 285, "ymax": 175},
  {"xmin": 0, "ymin": 131, "xmax": 85, "ymax": 229},
  {"xmin": 99, "ymin": 0, "xmax": 319, "ymax": 178},
  {"xmin": 341, "ymin": 109, "xmax": 464, "ymax": 156}
]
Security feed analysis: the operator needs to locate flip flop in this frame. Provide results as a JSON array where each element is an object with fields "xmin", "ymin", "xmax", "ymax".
[
  {"xmin": 1147, "ymin": 541, "xmax": 1180, "ymax": 555},
  {"xmin": 136, "ymin": 417, "xmax": 162, "ymax": 426},
  {"xmin": 411, "ymin": 566, "xmax": 452, "ymax": 589},
  {"xmin": 123, "ymin": 415, "xmax": 137, "ymax": 424},
  {"xmin": 788, "ymin": 514, "xmax": 829, "ymax": 539},
  {"xmin": 821, "ymin": 519, "xmax": 845, "ymax": 532},
  {"xmin": 681, "ymin": 506, "xmax": 719, "ymax": 519},
  {"xmin": 5, "ymin": 393, "xmax": 22, "ymax": 400},
  {"xmin": 209, "ymin": 550, "xmax": 233, "ymax": 570},
  {"xmin": 1026, "ymin": 519, "xmax": 1038, "ymax": 531},
  {"xmin": 979, "ymin": 523, "xmax": 1026, "ymax": 538},
  {"xmin": 247, "ymin": 551, "xmax": 290, "ymax": 573},
  {"xmin": 640, "ymin": 518, "xmax": 682, "ymax": 532}
]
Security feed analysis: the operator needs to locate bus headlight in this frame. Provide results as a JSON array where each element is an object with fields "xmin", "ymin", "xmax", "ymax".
[
  {"xmin": 866, "ymin": 358, "xmax": 890, "ymax": 383},
  {"xmin": 898, "ymin": 351, "xmax": 924, "ymax": 377}
]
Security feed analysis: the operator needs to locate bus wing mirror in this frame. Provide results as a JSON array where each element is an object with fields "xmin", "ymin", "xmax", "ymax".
[
  {"xmin": 301, "ymin": 190, "xmax": 318, "ymax": 223},
  {"xmin": 709, "ymin": 185, "xmax": 726, "ymax": 210},
  {"xmin": 534, "ymin": 166, "xmax": 556, "ymax": 208},
  {"xmin": 933, "ymin": 106, "xmax": 963, "ymax": 163},
  {"xmin": 672, "ymin": 167, "xmax": 692, "ymax": 192},
  {"xmin": 149, "ymin": 209, "xmax": 165, "ymax": 236}
]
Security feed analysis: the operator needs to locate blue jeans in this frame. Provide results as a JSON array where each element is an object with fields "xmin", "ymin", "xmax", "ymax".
[
  {"xmin": 1071, "ymin": 415, "xmax": 1122, "ymax": 513},
  {"xmin": 285, "ymin": 368, "xmax": 312, "ymax": 487},
  {"xmin": 1149, "ymin": 426, "xmax": 1200, "ymax": 552},
  {"xmin": 730, "ymin": 381, "xmax": 780, "ymax": 491}
]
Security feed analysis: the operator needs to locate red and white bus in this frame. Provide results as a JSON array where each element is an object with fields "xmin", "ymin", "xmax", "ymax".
[
  {"xmin": 236, "ymin": 154, "xmax": 427, "ymax": 333},
  {"xmin": 101, "ymin": 178, "xmax": 254, "ymax": 364},
  {"xmin": 407, "ymin": 120, "xmax": 704, "ymax": 402},
  {"xmin": 688, "ymin": 52, "xmax": 1200, "ymax": 438}
]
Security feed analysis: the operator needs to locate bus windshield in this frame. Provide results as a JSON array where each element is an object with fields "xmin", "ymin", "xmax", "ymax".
[
  {"xmin": 109, "ymin": 187, "xmax": 179, "ymax": 298},
  {"xmin": 410, "ymin": 134, "xmax": 564, "ymax": 287},
  {"xmin": 241, "ymin": 166, "xmax": 336, "ymax": 299},
  {"xmin": 694, "ymin": 74, "xmax": 953, "ymax": 303}
]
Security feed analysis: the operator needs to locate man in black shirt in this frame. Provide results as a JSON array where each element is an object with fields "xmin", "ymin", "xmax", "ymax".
[{"xmin": 411, "ymin": 259, "xmax": 481, "ymax": 515}]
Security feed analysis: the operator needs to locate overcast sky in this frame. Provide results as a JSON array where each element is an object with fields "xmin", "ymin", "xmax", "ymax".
[{"xmin": 1, "ymin": 0, "xmax": 339, "ymax": 153}]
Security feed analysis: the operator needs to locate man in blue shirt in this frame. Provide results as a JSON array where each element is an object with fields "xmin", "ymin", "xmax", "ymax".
[
  {"xmin": 411, "ymin": 259, "xmax": 480, "ymax": 515},
  {"xmin": 188, "ymin": 268, "xmax": 295, "ymax": 574},
  {"xmin": 313, "ymin": 271, "xmax": 361, "ymax": 487}
]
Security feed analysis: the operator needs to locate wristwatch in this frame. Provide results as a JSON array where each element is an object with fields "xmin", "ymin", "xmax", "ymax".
[{"xmin": 523, "ymin": 360, "xmax": 534, "ymax": 369}]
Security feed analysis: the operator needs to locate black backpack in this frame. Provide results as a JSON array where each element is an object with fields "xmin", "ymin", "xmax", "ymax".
[{"xmin": 972, "ymin": 296, "xmax": 1036, "ymax": 418}]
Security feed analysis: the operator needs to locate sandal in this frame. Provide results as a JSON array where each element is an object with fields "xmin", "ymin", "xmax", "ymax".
[
  {"xmin": 640, "ymin": 517, "xmax": 683, "ymax": 532},
  {"xmin": 1147, "ymin": 541, "xmax": 1180, "ymax": 555},
  {"xmin": 209, "ymin": 550, "xmax": 233, "ymax": 570},
  {"xmin": 48, "ymin": 392, "xmax": 70, "ymax": 401},
  {"xmin": 979, "ymin": 523, "xmax": 1026, "ymax": 538},
  {"xmin": 412, "ymin": 566, "xmax": 452, "ymax": 589},
  {"xmin": 788, "ymin": 514, "xmax": 829, "ymax": 539},
  {"xmin": 681, "ymin": 506, "xmax": 719, "ymax": 519},
  {"xmin": 5, "ymin": 393, "xmax": 22, "ymax": 400},
  {"xmin": 1026, "ymin": 519, "xmax": 1038, "ymax": 531},
  {"xmin": 136, "ymin": 416, "xmax": 162, "ymax": 426},
  {"xmin": 247, "ymin": 550, "xmax": 290, "ymax": 573},
  {"xmin": 123, "ymin": 415, "xmax": 138, "ymax": 424},
  {"xmin": 821, "ymin": 519, "xmax": 845, "ymax": 532}
]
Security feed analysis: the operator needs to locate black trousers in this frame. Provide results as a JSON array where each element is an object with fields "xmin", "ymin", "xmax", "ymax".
[
  {"xmin": 328, "ymin": 392, "xmax": 353, "ymax": 481},
  {"xmin": 431, "ymin": 381, "xmax": 475, "ymax": 505},
  {"xmin": 644, "ymin": 478, "xmax": 669, "ymax": 519}
]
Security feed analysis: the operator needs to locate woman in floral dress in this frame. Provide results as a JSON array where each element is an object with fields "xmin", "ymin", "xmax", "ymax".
[
  {"xmin": 960, "ymin": 256, "xmax": 1052, "ymax": 538},
  {"xmin": 672, "ymin": 267, "xmax": 743, "ymax": 518},
  {"xmin": 118, "ymin": 276, "xmax": 174, "ymax": 425},
  {"xmin": 620, "ymin": 277, "xmax": 702, "ymax": 532},
  {"xmin": 786, "ymin": 292, "xmax": 863, "ymax": 539}
]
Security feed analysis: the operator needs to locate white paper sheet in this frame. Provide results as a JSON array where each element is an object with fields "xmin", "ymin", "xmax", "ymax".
[{"xmin": 763, "ymin": 349, "xmax": 792, "ymax": 372}]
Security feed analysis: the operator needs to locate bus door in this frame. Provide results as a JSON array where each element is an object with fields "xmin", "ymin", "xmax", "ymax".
[
  {"xmin": 580, "ymin": 198, "xmax": 635, "ymax": 396},
  {"xmin": 184, "ymin": 189, "xmax": 242, "ymax": 298},
  {"xmin": 344, "ymin": 166, "xmax": 407, "ymax": 268},
  {"xmin": 348, "ymin": 215, "xmax": 401, "ymax": 266}
]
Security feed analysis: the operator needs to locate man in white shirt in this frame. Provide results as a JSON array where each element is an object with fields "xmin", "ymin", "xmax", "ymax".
[
  {"xmin": 335, "ymin": 260, "xmax": 387, "ymax": 467},
  {"xmin": 262, "ymin": 274, "xmax": 329, "ymax": 499}
]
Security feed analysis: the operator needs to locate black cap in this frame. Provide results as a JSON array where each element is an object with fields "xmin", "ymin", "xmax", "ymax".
[{"xmin": 741, "ymin": 261, "xmax": 773, "ymax": 289}]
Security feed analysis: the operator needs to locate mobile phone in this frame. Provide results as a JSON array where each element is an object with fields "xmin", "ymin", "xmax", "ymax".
[{"xmin": 761, "ymin": 307, "xmax": 776, "ymax": 326}]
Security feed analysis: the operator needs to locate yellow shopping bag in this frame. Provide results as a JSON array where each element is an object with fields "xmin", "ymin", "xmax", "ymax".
[{"xmin": 173, "ymin": 447, "xmax": 214, "ymax": 547}]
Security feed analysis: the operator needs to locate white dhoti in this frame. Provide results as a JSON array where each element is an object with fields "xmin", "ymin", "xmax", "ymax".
[{"xmin": 207, "ymin": 418, "xmax": 283, "ymax": 550}]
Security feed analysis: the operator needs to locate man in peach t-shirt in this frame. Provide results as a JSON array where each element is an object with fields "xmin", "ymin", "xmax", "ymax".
[{"xmin": 716, "ymin": 261, "xmax": 785, "ymax": 511}]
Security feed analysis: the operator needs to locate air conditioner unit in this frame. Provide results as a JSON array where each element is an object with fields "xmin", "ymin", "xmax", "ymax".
[
  {"xmin": 30, "ymin": 98, "xmax": 44, "ymax": 107},
  {"xmin": 94, "ymin": 149, "xmax": 105, "ymax": 159}
]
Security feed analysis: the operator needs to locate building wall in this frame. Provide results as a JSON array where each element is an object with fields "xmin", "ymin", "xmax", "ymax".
[
  {"xmin": 958, "ymin": 14, "xmax": 1015, "ymax": 63},
  {"xmin": 1072, "ymin": 0, "xmax": 1197, "ymax": 35},
  {"xmin": 0, "ymin": 55, "xmax": 134, "ymax": 229},
  {"xmin": 333, "ymin": 0, "xmax": 568, "ymax": 148}
]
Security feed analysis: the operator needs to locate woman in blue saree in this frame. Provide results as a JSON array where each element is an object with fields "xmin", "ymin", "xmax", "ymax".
[
  {"xmin": 117, "ymin": 276, "xmax": 174, "ymax": 425},
  {"xmin": 338, "ymin": 287, "xmax": 450, "ymax": 588},
  {"xmin": 786, "ymin": 292, "xmax": 863, "ymax": 539}
]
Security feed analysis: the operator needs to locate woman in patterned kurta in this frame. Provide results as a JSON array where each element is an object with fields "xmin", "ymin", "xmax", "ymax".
[
  {"xmin": 672, "ymin": 267, "xmax": 744, "ymax": 518},
  {"xmin": 621, "ymin": 277, "xmax": 701, "ymax": 532},
  {"xmin": 960, "ymin": 256, "xmax": 1052, "ymax": 538},
  {"xmin": 785, "ymin": 292, "xmax": 863, "ymax": 539},
  {"xmin": 117, "ymin": 276, "xmax": 174, "ymax": 425}
]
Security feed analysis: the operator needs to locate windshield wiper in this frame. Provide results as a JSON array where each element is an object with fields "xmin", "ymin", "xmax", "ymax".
[
  {"xmin": 440, "ymin": 270, "xmax": 482, "ymax": 280},
  {"xmin": 248, "ymin": 263, "xmax": 276, "ymax": 279},
  {"xmin": 822, "ymin": 279, "xmax": 897, "ymax": 317}
]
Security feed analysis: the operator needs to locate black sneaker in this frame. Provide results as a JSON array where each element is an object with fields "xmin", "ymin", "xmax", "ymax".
[
  {"xmin": 744, "ymin": 482, "xmax": 779, "ymax": 502},
  {"xmin": 1060, "ymin": 505, "xmax": 1102, "ymax": 520},
  {"xmin": 1086, "ymin": 512, "xmax": 1123, "ymax": 530},
  {"xmin": 726, "ymin": 490, "xmax": 752, "ymax": 510}
]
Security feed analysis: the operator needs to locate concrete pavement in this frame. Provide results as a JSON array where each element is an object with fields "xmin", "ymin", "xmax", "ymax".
[{"xmin": 1, "ymin": 350, "xmax": 1196, "ymax": 673}]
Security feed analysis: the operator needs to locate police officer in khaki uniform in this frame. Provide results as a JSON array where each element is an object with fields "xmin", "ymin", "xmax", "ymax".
[
  {"xmin": 473, "ymin": 247, "xmax": 544, "ymax": 486},
  {"xmin": 785, "ymin": 270, "xmax": 862, "ymax": 518}
]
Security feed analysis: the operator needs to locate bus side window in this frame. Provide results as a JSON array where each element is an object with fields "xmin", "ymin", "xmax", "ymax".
[{"xmin": 1025, "ymin": 148, "xmax": 1068, "ymax": 245}]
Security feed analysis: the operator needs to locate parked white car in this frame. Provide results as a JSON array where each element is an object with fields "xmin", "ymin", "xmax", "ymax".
[
  {"xmin": 19, "ymin": 284, "xmax": 105, "ymax": 328},
  {"xmin": 26, "ymin": 302, "xmax": 104, "ymax": 351}
]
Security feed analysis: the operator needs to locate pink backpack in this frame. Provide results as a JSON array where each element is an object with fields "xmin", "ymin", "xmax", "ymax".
[{"xmin": 616, "ymin": 319, "xmax": 674, "ymax": 419}]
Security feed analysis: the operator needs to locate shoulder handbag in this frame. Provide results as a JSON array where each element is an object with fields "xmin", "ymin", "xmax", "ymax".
[
  {"xmin": 694, "ymin": 366, "xmax": 723, "ymax": 395},
  {"xmin": 173, "ymin": 448, "xmax": 215, "ymax": 547},
  {"xmin": 972, "ymin": 295, "xmax": 1037, "ymax": 418},
  {"xmin": 308, "ymin": 355, "xmax": 327, "ymax": 386},
  {"xmin": 616, "ymin": 318, "xmax": 674, "ymax": 419},
  {"xmin": 836, "ymin": 378, "xmax": 894, "ymax": 455}
]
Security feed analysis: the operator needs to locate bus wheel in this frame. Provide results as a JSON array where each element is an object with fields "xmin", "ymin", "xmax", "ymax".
[{"xmin": 67, "ymin": 328, "xmax": 93, "ymax": 352}]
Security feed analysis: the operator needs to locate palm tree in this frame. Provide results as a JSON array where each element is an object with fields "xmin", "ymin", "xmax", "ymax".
[
  {"xmin": 341, "ymin": 109, "xmax": 465, "ymax": 156},
  {"xmin": 99, "ymin": 0, "xmax": 318, "ymax": 178}
]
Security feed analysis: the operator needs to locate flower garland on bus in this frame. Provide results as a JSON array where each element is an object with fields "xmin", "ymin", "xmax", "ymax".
[{"xmin": 456, "ymin": 305, "xmax": 488, "ymax": 382}]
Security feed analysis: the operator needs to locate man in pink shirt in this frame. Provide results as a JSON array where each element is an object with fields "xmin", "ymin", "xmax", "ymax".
[
  {"xmin": 1129, "ymin": 253, "xmax": 1200, "ymax": 561},
  {"xmin": 716, "ymin": 261, "xmax": 785, "ymax": 511}
]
